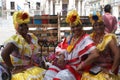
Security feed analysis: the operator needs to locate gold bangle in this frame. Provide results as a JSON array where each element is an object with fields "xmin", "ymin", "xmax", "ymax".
[
  {"xmin": 81, "ymin": 61, "xmax": 85, "ymax": 68},
  {"xmin": 109, "ymin": 70, "xmax": 114, "ymax": 75}
]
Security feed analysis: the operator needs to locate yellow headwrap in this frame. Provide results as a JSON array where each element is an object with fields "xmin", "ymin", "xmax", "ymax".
[
  {"xmin": 89, "ymin": 12, "xmax": 102, "ymax": 25},
  {"xmin": 13, "ymin": 11, "xmax": 30, "ymax": 30},
  {"xmin": 66, "ymin": 10, "xmax": 82, "ymax": 26}
]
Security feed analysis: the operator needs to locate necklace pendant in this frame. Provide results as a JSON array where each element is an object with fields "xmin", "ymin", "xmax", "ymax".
[{"xmin": 67, "ymin": 45, "xmax": 73, "ymax": 53}]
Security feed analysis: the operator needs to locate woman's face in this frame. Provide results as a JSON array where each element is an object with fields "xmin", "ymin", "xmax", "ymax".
[
  {"xmin": 17, "ymin": 23, "xmax": 28, "ymax": 35},
  {"xmin": 93, "ymin": 22, "xmax": 105, "ymax": 34},
  {"xmin": 71, "ymin": 24, "xmax": 82, "ymax": 34}
]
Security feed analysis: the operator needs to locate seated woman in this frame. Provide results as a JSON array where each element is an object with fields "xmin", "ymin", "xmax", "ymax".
[
  {"xmin": 81, "ymin": 12, "xmax": 120, "ymax": 80},
  {"xmin": 0, "ymin": 11, "xmax": 45, "ymax": 80},
  {"xmin": 44, "ymin": 10, "xmax": 100, "ymax": 80},
  {"xmin": 44, "ymin": 38, "xmax": 68, "ymax": 80}
]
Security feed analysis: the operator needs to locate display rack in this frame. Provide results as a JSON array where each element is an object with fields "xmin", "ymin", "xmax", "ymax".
[
  {"xmin": 28, "ymin": 15, "xmax": 59, "ymax": 56},
  {"xmin": 28, "ymin": 15, "xmax": 92, "ymax": 55}
]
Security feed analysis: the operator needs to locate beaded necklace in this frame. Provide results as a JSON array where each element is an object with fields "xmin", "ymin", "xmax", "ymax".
[
  {"xmin": 67, "ymin": 31, "xmax": 85, "ymax": 53},
  {"xmin": 92, "ymin": 33, "xmax": 105, "ymax": 46}
]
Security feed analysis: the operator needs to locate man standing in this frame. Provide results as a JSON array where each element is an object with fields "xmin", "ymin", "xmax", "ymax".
[{"xmin": 103, "ymin": 4, "xmax": 118, "ymax": 33}]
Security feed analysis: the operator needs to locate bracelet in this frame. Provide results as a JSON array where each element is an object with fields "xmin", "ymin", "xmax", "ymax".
[
  {"xmin": 81, "ymin": 61, "xmax": 85, "ymax": 68},
  {"xmin": 109, "ymin": 70, "xmax": 114, "ymax": 75},
  {"xmin": 9, "ymin": 66, "xmax": 16, "ymax": 72}
]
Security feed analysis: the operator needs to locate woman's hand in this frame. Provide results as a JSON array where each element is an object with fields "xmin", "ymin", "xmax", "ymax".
[
  {"xmin": 76, "ymin": 62, "xmax": 85, "ymax": 71},
  {"xmin": 76, "ymin": 64, "xmax": 82, "ymax": 71},
  {"xmin": 102, "ymin": 68, "xmax": 114, "ymax": 75},
  {"xmin": 57, "ymin": 54, "xmax": 65, "ymax": 66}
]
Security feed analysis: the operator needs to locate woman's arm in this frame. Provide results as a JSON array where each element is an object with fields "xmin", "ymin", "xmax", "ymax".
[
  {"xmin": 109, "ymin": 39, "xmax": 120, "ymax": 73},
  {"xmin": 76, "ymin": 48, "xmax": 99, "ymax": 71},
  {"xmin": 1, "ymin": 43, "xmax": 18, "ymax": 71}
]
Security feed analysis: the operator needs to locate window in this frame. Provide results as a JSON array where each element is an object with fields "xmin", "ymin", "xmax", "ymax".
[
  {"xmin": 10, "ymin": 2, "xmax": 15, "ymax": 9},
  {"xmin": 36, "ymin": 2, "xmax": 40, "ymax": 10},
  {"xmin": 62, "ymin": 4, "xmax": 68, "ymax": 16},
  {"xmin": 28, "ymin": 2, "xmax": 30, "ymax": 8},
  {"xmin": 53, "ymin": 3, "xmax": 55, "ymax": 15},
  {"xmin": 11, "ymin": 12, "xmax": 14, "ymax": 16}
]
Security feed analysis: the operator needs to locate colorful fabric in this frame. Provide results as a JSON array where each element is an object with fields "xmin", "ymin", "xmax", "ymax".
[
  {"xmin": 89, "ymin": 12, "xmax": 102, "ymax": 25},
  {"xmin": 12, "ymin": 66, "xmax": 46, "ymax": 80},
  {"xmin": 65, "ymin": 65, "xmax": 82, "ymax": 80},
  {"xmin": 44, "ymin": 39, "xmax": 68, "ymax": 80},
  {"xmin": 81, "ymin": 33, "xmax": 119, "ymax": 80},
  {"xmin": 103, "ymin": 13, "xmax": 117, "ymax": 33},
  {"xmin": 90, "ymin": 33, "xmax": 118, "ymax": 68},
  {"xmin": 2, "ymin": 33, "xmax": 40, "ymax": 66},
  {"xmin": 82, "ymin": 72, "xmax": 119, "ymax": 80},
  {"xmin": 90, "ymin": 33, "xmax": 117, "ymax": 51},
  {"xmin": 66, "ymin": 10, "xmax": 82, "ymax": 26},
  {"xmin": 52, "ymin": 34, "xmax": 96, "ymax": 80},
  {"xmin": 118, "ymin": 74, "xmax": 120, "ymax": 80},
  {"xmin": 44, "ymin": 65, "xmax": 61, "ymax": 80},
  {"xmin": 1, "ymin": 33, "xmax": 46, "ymax": 80},
  {"xmin": 13, "ymin": 11, "xmax": 30, "ymax": 30}
]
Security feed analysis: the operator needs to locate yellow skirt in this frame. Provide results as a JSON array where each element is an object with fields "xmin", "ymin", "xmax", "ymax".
[
  {"xmin": 12, "ymin": 66, "xmax": 46, "ymax": 80},
  {"xmin": 81, "ymin": 72, "xmax": 119, "ymax": 80}
]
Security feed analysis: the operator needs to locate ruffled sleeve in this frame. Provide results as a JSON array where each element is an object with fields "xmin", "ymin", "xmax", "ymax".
[
  {"xmin": 4, "ymin": 34, "xmax": 25, "ymax": 54},
  {"xmin": 97, "ymin": 33, "xmax": 117, "ymax": 51},
  {"xmin": 90, "ymin": 33, "xmax": 118, "ymax": 51}
]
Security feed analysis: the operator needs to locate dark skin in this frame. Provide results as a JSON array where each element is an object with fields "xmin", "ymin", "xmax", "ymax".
[
  {"xmin": 1, "ymin": 23, "xmax": 32, "ymax": 72},
  {"xmin": 71, "ymin": 24, "xmax": 84, "ymax": 38},
  {"xmin": 1, "ymin": 43, "xmax": 18, "ymax": 70},
  {"xmin": 17, "ymin": 23, "xmax": 31, "ymax": 44},
  {"xmin": 108, "ymin": 38, "xmax": 120, "ymax": 73},
  {"xmin": 92, "ymin": 22, "xmax": 105, "ymax": 44},
  {"xmin": 68, "ymin": 24, "xmax": 100, "ymax": 71},
  {"xmin": 92, "ymin": 22, "xmax": 120, "ymax": 73}
]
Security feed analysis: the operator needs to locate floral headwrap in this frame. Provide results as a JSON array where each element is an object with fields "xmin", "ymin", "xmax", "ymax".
[
  {"xmin": 13, "ymin": 11, "xmax": 30, "ymax": 30},
  {"xmin": 66, "ymin": 10, "xmax": 82, "ymax": 26},
  {"xmin": 89, "ymin": 12, "xmax": 102, "ymax": 25}
]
